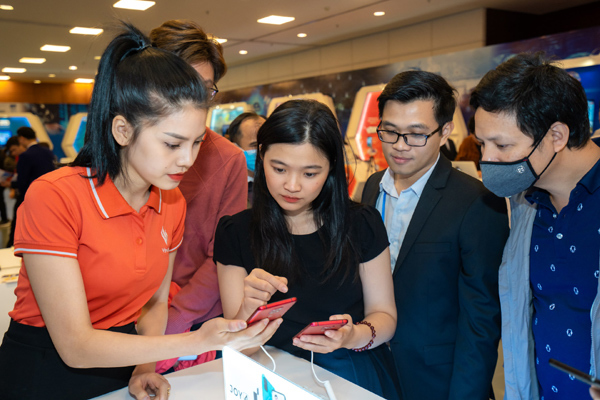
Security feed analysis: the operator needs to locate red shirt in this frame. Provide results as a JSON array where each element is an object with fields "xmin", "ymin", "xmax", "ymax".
[
  {"xmin": 166, "ymin": 129, "xmax": 247, "ymax": 334},
  {"xmin": 10, "ymin": 166, "xmax": 186, "ymax": 329}
]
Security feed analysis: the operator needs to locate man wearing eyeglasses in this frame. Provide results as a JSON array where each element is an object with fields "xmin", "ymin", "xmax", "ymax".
[
  {"xmin": 148, "ymin": 20, "xmax": 248, "ymax": 374},
  {"xmin": 361, "ymin": 70, "xmax": 509, "ymax": 400}
]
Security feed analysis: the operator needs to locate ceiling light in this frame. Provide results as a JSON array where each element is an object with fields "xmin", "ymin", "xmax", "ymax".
[
  {"xmin": 207, "ymin": 35, "xmax": 227, "ymax": 44},
  {"xmin": 70, "ymin": 27, "xmax": 103, "ymax": 35},
  {"xmin": 48, "ymin": 74, "xmax": 56, "ymax": 78},
  {"xmin": 113, "ymin": 0, "xmax": 155, "ymax": 10},
  {"xmin": 94, "ymin": 56, "xmax": 101, "ymax": 60},
  {"xmin": 41, "ymin": 45, "xmax": 71, "ymax": 52},
  {"xmin": 257, "ymin": 15, "xmax": 295, "ymax": 25},
  {"xmin": 34, "ymin": 80, "xmax": 41, "ymax": 84},
  {"xmin": 239, "ymin": 50, "xmax": 248, "ymax": 55},
  {"xmin": 0, "ymin": 5, "xmax": 13, "ymax": 10},
  {"xmin": 75, "ymin": 78, "xmax": 94, "ymax": 83},
  {"xmin": 19, "ymin": 57, "xmax": 46, "ymax": 64},
  {"xmin": 297, "ymin": 33, "xmax": 307, "ymax": 38},
  {"xmin": 2, "ymin": 67, "xmax": 25, "ymax": 73},
  {"xmin": 374, "ymin": 11, "xmax": 385, "ymax": 16},
  {"xmin": 69, "ymin": 66, "xmax": 78, "ymax": 71},
  {"xmin": 0, "ymin": 76, "xmax": 10, "ymax": 81}
]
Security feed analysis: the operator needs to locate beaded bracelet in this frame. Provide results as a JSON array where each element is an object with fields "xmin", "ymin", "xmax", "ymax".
[{"xmin": 353, "ymin": 320, "xmax": 376, "ymax": 352}]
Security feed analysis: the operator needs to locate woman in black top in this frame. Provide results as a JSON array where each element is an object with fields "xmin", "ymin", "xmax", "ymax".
[{"xmin": 215, "ymin": 99, "xmax": 398, "ymax": 398}]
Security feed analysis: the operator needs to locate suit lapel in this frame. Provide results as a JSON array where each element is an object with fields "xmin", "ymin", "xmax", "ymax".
[{"xmin": 393, "ymin": 157, "xmax": 452, "ymax": 276}]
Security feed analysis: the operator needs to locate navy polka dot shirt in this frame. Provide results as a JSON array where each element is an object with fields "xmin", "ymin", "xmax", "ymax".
[{"xmin": 527, "ymin": 159, "xmax": 600, "ymax": 400}]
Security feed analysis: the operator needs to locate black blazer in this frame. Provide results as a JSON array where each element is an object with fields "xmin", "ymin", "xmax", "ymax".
[
  {"xmin": 16, "ymin": 144, "xmax": 55, "ymax": 200},
  {"xmin": 362, "ymin": 156, "xmax": 509, "ymax": 400}
]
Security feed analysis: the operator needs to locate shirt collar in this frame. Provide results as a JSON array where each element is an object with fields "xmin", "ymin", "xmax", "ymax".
[
  {"xmin": 577, "ymin": 156, "xmax": 600, "ymax": 194},
  {"xmin": 86, "ymin": 167, "xmax": 162, "ymax": 219},
  {"xmin": 379, "ymin": 154, "xmax": 440, "ymax": 198},
  {"xmin": 527, "ymin": 157, "xmax": 600, "ymax": 207}
]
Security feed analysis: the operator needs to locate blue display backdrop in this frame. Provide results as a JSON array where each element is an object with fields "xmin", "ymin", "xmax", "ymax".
[{"xmin": 23, "ymin": 103, "xmax": 88, "ymax": 159}]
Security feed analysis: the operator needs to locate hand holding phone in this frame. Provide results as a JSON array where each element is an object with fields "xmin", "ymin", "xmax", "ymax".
[
  {"xmin": 549, "ymin": 358, "xmax": 600, "ymax": 388},
  {"xmin": 246, "ymin": 297, "xmax": 297, "ymax": 325},
  {"xmin": 294, "ymin": 319, "xmax": 348, "ymax": 339}
]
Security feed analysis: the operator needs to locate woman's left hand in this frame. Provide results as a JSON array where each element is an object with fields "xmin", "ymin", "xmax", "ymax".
[
  {"xmin": 129, "ymin": 370, "xmax": 171, "ymax": 400},
  {"xmin": 292, "ymin": 314, "xmax": 354, "ymax": 354}
]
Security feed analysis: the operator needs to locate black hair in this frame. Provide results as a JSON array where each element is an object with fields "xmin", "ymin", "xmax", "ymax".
[
  {"xmin": 251, "ymin": 99, "xmax": 359, "ymax": 285},
  {"xmin": 468, "ymin": 116, "xmax": 475, "ymax": 134},
  {"xmin": 16, "ymin": 127, "xmax": 36, "ymax": 140},
  {"xmin": 470, "ymin": 52, "xmax": 589, "ymax": 149},
  {"xmin": 5, "ymin": 136, "xmax": 20, "ymax": 150},
  {"xmin": 226, "ymin": 112, "xmax": 265, "ymax": 146},
  {"xmin": 71, "ymin": 22, "xmax": 209, "ymax": 185},
  {"xmin": 378, "ymin": 70, "xmax": 457, "ymax": 127}
]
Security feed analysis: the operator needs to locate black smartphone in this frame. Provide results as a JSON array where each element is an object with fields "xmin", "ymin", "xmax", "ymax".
[{"xmin": 549, "ymin": 358, "xmax": 600, "ymax": 388}]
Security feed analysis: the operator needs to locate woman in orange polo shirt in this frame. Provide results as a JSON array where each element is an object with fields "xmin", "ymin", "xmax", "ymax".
[{"xmin": 0, "ymin": 24, "xmax": 279, "ymax": 400}]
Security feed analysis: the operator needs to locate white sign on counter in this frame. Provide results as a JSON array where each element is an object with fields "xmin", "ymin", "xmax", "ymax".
[{"xmin": 223, "ymin": 346, "xmax": 322, "ymax": 400}]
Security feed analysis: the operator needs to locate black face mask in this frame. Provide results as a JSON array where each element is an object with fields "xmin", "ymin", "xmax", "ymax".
[{"xmin": 480, "ymin": 138, "xmax": 557, "ymax": 198}]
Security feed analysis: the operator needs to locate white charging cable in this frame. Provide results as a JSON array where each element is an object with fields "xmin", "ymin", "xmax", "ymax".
[
  {"xmin": 260, "ymin": 345, "xmax": 276, "ymax": 373},
  {"xmin": 260, "ymin": 346, "xmax": 336, "ymax": 400},
  {"xmin": 310, "ymin": 351, "xmax": 337, "ymax": 400}
]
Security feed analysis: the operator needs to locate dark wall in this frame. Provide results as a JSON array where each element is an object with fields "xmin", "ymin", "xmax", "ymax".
[{"xmin": 486, "ymin": 2, "xmax": 600, "ymax": 46}]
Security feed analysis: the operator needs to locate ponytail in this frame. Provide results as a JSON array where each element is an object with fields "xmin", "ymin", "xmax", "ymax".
[{"xmin": 73, "ymin": 22, "xmax": 208, "ymax": 185}]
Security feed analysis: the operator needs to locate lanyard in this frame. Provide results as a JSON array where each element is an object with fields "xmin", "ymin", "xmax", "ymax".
[{"xmin": 381, "ymin": 191, "xmax": 387, "ymax": 222}]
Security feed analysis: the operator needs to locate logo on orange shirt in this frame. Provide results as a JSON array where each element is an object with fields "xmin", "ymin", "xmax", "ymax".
[{"xmin": 161, "ymin": 227, "xmax": 168, "ymax": 245}]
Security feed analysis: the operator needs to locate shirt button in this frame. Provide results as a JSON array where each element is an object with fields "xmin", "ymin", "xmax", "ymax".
[
  {"xmin": 556, "ymin": 233, "xmax": 563, "ymax": 239},
  {"xmin": 137, "ymin": 238, "xmax": 143, "ymax": 245}
]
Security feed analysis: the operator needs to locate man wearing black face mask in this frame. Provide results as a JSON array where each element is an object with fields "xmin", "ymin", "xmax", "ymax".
[{"xmin": 471, "ymin": 52, "xmax": 600, "ymax": 400}]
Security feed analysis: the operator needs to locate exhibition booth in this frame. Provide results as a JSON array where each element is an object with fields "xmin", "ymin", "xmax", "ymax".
[{"xmin": 0, "ymin": 14, "xmax": 599, "ymax": 400}]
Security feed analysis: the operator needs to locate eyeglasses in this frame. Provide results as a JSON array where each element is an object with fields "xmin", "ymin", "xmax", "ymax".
[
  {"xmin": 376, "ymin": 123, "xmax": 442, "ymax": 147},
  {"xmin": 209, "ymin": 83, "xmax": 219, "ymax": 100}
]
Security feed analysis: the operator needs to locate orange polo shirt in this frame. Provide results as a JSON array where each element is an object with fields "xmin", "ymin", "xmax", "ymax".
[{"xmin": 10, "ymin": 166, "xmax": 186, "ymax": 329}]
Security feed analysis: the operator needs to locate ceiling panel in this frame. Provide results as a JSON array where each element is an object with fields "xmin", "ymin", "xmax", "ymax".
[{"xmin": 0, "ymin": 0, "xmax": 595, "ymax": 83}]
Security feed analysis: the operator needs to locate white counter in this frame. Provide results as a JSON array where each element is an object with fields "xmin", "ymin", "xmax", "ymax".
[
  {"xmin": 0, "ymin": 247, "xmax": 20, "ymax": 336},
  {"xmin": 95, "ymin": 346, "xmax": 384, "ymax": 400}
]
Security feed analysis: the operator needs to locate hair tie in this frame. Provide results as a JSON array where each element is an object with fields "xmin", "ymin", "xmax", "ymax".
[{"xmin": 120, "ymin": 43, "xmax": 151, "ymax": 62}]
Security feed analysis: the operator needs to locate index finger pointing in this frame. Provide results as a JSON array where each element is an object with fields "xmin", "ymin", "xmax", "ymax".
[{"xmin": 252, "ymin": 269, "xmax": 288, "ymax": 293}]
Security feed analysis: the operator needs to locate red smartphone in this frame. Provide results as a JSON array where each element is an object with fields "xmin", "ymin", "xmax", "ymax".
[
  {"xmin": 246, "ymin": 297, "xmax": 297, "ymax": 325},
  {"xmin": 294, "ymin": 319, "xmax": 348, "ymax": 338}
]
